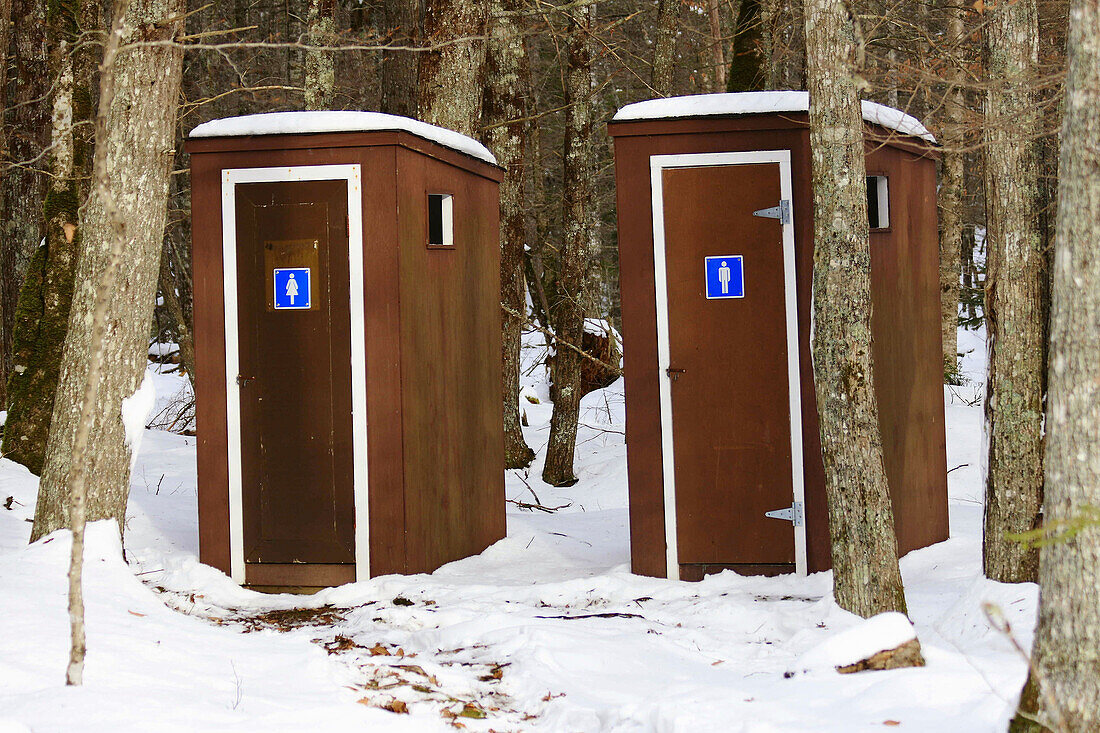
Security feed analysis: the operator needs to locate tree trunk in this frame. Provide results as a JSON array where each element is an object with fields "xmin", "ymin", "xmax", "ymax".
[
  {"xmin": 1011, "ymin": 1, "xmax": 1100, "ymax": 726},
  {"xmin": 982, "ymin": 0, "xmax": 1044, "ymax": 584},
  {"xmin": 706, "ymin": 0, "xmax": 727, "ymax": 92},
  {"xmin": 483, "ymin": 0, "xmax": 534, "ymax": 469},
  {"xmin": 31, "ymin": 0, "xmax": 185, "ymax": 543},
  {"xmin": 304, "ymin": 0, "xmax": 336, "ymax": 110},
  {"xmin": 380, "ymin": 0, "xmax": 420, "ymax": 117},
  {"xmin": 417, "ymin": 0, "xmax": 487, "ymax": 136},
  {"xmin": 542, "ymin": 4, "xmax": 597, "ymax": 487},
  {"xmin": 652, "ymin": 0, "xmax": 679, "ymax": 96},
  {"xmin": 804, "ymin": 0, "xmax": 909, "ymax": 618},
  {"xmin": 3, "ymin": 0, "xmax": 98, "ymax": 476},
  {"xmin": 937, "ymin": 1, "xmax": 966, "ymax": 380},
  {"xmin": 0, "ymin": 0, "xmax": 50, "ymax": 409}
]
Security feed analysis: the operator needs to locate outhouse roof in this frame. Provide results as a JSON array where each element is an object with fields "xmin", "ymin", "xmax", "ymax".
[
  {"xmin": 189, "ymin": 111, "xmax": 498, "ymax": 165},
  {"xmin": 612, "ymin": 91, "xmax": 935, "ymax": 143}
]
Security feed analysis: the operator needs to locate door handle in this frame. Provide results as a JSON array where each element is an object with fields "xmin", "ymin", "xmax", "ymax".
[
  {"xmin": 236, "ymin": 374, "xmax": 255, "ymax": 388},
  {"xmin": 666, "ymin": 367, "xmax": 687, "ymax": 382}
]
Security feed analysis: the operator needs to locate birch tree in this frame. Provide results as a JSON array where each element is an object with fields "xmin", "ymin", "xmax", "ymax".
[
  {"xmin": 542, "ymin": 3, "xmax": 597, "ymax": 487},
  {"xmin": 982, "ymin": 0, "xmax": 1045, "ymax": 584},
  {"xmin": 31, "ymin": 0, "xmax": 185, "ymax": 542},
  {"xmin": 483, "ymin": 0, "xmax": 535, "ymax": 468},
  {"xmin": 1011, "ymin": 0, "xmax": 1100, "ymax": 725},
  {"xmin": 804, "ymin": 0, "xmax": 910, "ymax": 618}
]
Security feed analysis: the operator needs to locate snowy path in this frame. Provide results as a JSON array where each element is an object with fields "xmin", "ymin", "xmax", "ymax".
[{"xmin": 0, "ymin": 327, "xmax": 1036, "ymax": 732}]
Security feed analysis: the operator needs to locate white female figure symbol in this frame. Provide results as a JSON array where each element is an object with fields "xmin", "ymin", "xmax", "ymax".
[{"xmin": 286, "ymin": 273, "xmax": 299, "ymax": 305}]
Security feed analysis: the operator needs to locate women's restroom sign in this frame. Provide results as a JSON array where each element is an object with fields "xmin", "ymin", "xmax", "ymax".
[
  {"xmin": 273, "ymin": 268, "xmax": 312, "ymax": 310},
  {"xmin": 704, "ymin": 255, "xmax": 744, "ymax": 299}
]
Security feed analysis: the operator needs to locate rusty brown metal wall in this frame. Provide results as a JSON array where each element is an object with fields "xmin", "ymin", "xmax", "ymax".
[
  {"xmin": 395, "ymin": 147, "xmax": 506, "ymax": 575},
  {"xmin": 608, "ymin": 113, "xmax": 946, "ymax": 578},
  {"xmin": 188, "ymin": 131, "xmax": 503, "ymax": 587}
]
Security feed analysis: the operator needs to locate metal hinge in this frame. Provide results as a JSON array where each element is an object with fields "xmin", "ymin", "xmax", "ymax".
[
  {"xmin": 765, "ymin": 501, "xmax": 804, "ymax": 527},
  {"xmin": 752, "ymin": 199, "xmax": 791, "ymax": 225}
]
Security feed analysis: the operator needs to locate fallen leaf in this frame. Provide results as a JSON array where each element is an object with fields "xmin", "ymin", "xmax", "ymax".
[
  {"xmin": 128, "ymin": 610, "xmax": 146, "ymax": 617},
  {"xmin": 392, "ymin": 596, "xmax": 415, "ymax": 607},
  {"xmin": 369, "ymin": 643, "xmax": 391, "ymax": 656},
  {"xmin": 711, "ymin": 660, "xmax": 724, "ymax": 666},
  {"xmin": 383, "ymin": 699, "xmax": 409, "ymax": 714},
  {"xmin": 884, "ymin": 722, "xmax": 901, "ymax": 727},
  {"xmin": 459, "ymin": 703, "xmax": 486, "ymax": 719}
]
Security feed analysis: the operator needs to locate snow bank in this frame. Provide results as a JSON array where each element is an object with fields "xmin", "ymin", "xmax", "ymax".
[
  {"xmin": 189, "ymin": 111, "xmax": 498, "ymax": 165},
  {"xmin": 613, "ymin": 91, "xmax": 936, "ymax": 143},
  {"xmin": 120, "ymin": 372, "xmax": 156, "ymax": 472},
  {"xmin": 789, "ymin": 611, "xmax": 918, "ymax": 675}
]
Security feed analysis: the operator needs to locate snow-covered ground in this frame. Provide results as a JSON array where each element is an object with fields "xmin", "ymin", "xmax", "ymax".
[{"xmin": 0, "ymin": 324, "xmax": 1035, "ymax": 732}]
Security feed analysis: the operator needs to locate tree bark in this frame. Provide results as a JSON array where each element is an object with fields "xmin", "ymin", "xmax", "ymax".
[
  {"xmin": 417, "ymin": 0, "xmax": 487, "ymax": 136},
  {"xmin": 937, "ymin": 1, "xmax": 967, "ymax": 380},
  {"xmin": 1011, "ymin": 1, "xmax": 1100, "ymax": 726},
  {"xmin": 804, "ymin": 0, "xmax": 909, "ymax": 618},
  {"xmin": 304, "ymin": 0, "xmax": 336, "ymax": 110},
  {"xmin": 542, "ymin": 3, "xmax": 597, "ymax": 487},
  {"xmin": 706, "ymin": 0, "xmax": 727, "ymax": 92},
  {"xmin": 0, "ymin": 0, "xmax": 50, "ymax": 409},
  {"xmin": 380, "ymin": 0, "xmax": 420, "ymax": 117},
  {"xmin": 982, "ymin": 0, "xmax": 1044, "ymax": 584},
  {"xmin": 3, "ymin": 0, "xmax": 98, "ymax": 476},
  {"xmin": 483, "ymin": 0, "xmax": 534, "ymax": 469},
  {"xmin": 652, "ymin": 0, "xmax": 679, "ymax": 96},
  {"xmin": 31, "ymin": 0, "xmax": 185, "ymax": 543}
]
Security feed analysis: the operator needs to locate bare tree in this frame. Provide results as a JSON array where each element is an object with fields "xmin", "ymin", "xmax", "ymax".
[
  {"xmin": 982, "ymin": 0, "xmax": 1045, "ymax": 584},
  {"xmin": 542, "ymin": 2, "xmax": 597, "ymax": 487},
  {"xmin": 1011, "ymin": 0, "xmax": 1100, "ymax": 725},
  {"xmin": 804, "ymin": 0, "xmax": 909, "ymax": 618},
  {"xmin": 0, "ymin": 0, "xmax": 50, "ymax": 408},
  {"xmin": 4, "ymin": 0, "xmax": 98, "ymax": 476},
  {"xmin": 937, "ymin": 0, "xmax": 968, "ymax": 380},
  {"xmin": 32, "ymin": 0, "xmax": 185, "ymax": 543},
  {"xmin": 418, "ymin": 0, "xmax": 488, "ymax": 135},
  {"xmin": 304, "ymin": 0, "xmax": 336, "ymax": 109},
  {"xmin": 380, "ymin": 0, "xmax": 421, "ymax": 116},
  {"xmin": 483, "ymin": 0, "xmax": 535, "ymax": 468},
  {"xmin": 652, "ymin": 0, "xmax": 680, "ymax": 95}
]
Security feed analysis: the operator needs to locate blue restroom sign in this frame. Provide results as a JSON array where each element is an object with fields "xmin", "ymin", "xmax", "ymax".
[
  {"xmin": 273, "ymin": 267, "xmax": 311, "ymax": 310},
  {"xmin": 704, "ymin": 255, "xmax": 744, "ymax": 299}
]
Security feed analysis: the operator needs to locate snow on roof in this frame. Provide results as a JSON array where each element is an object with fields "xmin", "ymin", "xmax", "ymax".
[
  {"xmin": 188, "ymin": 111, "xmax": 498, "ymax": 165},
  {"xmin": 612, "ymin": 91, "xmax": 936, "ymax": 144}
]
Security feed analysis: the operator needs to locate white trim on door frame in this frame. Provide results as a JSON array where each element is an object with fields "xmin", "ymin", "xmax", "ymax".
[
  {"xmin": 221, "ymin": 164, "xmax": 368, "ymax": 584},
  {"xmin": 649, "ymin": 150, "xmax": 807, "ymax": 579}
]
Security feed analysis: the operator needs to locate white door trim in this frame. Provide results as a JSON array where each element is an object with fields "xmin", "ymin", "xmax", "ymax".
[
  {"xmin": 649, "ymin": 150, "xmax": 807, "ymax": 579},
  {"xmin": 221, "ymin": 164, "xmax": 368, "ymax": 584}
]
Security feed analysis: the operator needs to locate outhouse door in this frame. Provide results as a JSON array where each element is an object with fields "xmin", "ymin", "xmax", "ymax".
[
  {"xmin": 650, "ymin": 151, "xmax": 806, "ymax": 579},
  {"xmin": 223, "ymin": 165, "xmax": 368, "ymax": 585}
]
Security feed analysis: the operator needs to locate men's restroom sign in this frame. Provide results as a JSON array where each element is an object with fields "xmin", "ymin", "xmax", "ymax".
[
  {"xmin": 273, "ymin": 268, "xmax": 312, "ymax": 310},
  {"xmin": 704, "ymin": 255, "xmax": 744, "ymax": 299}
]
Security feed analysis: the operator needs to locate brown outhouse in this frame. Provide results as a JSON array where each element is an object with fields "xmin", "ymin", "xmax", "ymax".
[
  {"xmin": 607, "ymin": 92, "xmax": 949, "ymax": 580},
  {"xmin": 186, "ymin": 111, "xmax": 505, "ymax": 590}
]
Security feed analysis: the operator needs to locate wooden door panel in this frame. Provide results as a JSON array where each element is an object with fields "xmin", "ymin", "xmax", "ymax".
[
  {"xmin": 235, "ymin": 180, "xmax": 354, "ymax": 564},
  {"xmin": 662, "ymin": 163, "xmax": 795, "ymax": 565}
]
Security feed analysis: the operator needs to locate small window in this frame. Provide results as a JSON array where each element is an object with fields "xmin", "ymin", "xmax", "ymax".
[
  {"xmin": 428, "ymin": 193, "xmax": 454, "ymax": 247},
  {"xmin": 867, "ymin": 175, "xmax": 889, "ymax": 229}
]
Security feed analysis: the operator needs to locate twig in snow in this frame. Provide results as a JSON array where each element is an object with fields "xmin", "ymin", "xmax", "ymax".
[
  {"xmin": 506, "ymin": 498, "xmax": 571, "ymax": 514},
  {"xmin": 947, "ymin": 463, "xmax": 969, "ymax": 474}
]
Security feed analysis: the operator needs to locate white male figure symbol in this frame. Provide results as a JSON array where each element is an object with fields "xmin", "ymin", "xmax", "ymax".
[{"xmin": 718, "ymin": 260, "xmax": 731, "ymax": 295}]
